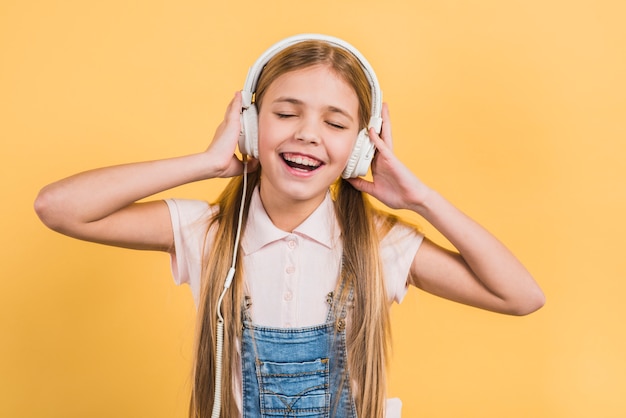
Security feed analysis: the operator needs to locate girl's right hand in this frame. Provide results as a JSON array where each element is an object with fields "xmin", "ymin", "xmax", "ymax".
[
  {"xmin": 34, "ymin": 91, "xmax": 257, "ymax": 252},
  {"xmin": 205, "ymin": 91, "xmax": 259, "ymax": 178}
]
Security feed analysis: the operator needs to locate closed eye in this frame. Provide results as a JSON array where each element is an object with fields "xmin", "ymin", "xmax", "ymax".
[
  {"xmin": 326, "ymin": 121, "xmax": 346, "ymax": 130},
  {"xmin": 275, "ymin": 112, "xmax": 296, "ymax": 119}
]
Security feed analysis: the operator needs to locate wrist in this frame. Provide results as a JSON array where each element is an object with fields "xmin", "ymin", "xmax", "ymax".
[
  {"xmin": 407, "ymin": 186, "xmax": 438, "ymax": 216},
  {"xmin": 171, "ymin": 152, "xmax": 220, "ymax": 183},
  {"xmin": 196, "ymin": 151, "xmax": 222, "ymax": 179}
]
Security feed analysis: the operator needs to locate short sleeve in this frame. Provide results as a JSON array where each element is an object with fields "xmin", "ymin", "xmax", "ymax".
[
  {"xmin": 165, "ymin": 198, "xmax": 217, "ymax": 306},
  {"xmin": 381, "ymin": 222, "xmax": 424, "ymax": 304}
]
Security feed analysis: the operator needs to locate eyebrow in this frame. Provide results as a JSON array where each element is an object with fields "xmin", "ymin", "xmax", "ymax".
[{"xmin": 272, "ymin": 97, "xmax": 355, "ymax": 122}]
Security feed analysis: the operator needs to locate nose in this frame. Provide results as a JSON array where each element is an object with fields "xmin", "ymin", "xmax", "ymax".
[{"xmin": 295, "ymin": 117, "xmax": 320, "ymax": 144}]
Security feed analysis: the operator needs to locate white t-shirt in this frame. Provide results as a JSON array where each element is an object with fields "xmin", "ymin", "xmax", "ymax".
[{"xmin": 165, "ymin": 187, "xmax": 423, "ymax": 416}]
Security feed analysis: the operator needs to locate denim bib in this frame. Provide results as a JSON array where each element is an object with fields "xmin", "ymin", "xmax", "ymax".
[{"xmin": 241, "ymin": 288, "xmax": 357, "ymax": 417}]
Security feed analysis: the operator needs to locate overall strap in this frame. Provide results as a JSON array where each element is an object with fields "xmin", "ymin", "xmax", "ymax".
[{"xmin": 325, "ymin": 276, "xmax": 354, "ymax": 332}]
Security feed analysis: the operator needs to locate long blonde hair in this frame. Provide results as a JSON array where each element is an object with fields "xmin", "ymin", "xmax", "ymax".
[{"xmin": 189, "ymin": 39, "xmax": 394, "ymax": 418}]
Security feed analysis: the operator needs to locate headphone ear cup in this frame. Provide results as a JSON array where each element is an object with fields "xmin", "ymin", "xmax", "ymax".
[
  {"xmin": 342, "ymin": 128, "xmax": 376, "ymax": 179},
  {"xmin": 239, "ymin": 104, "xmax": 259, "ymax": 158}
]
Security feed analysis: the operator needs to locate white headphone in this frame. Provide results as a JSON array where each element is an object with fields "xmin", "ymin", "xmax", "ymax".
[{"xmin": 238, "ymin": 33, "xmax": 383, "ymax": 179}]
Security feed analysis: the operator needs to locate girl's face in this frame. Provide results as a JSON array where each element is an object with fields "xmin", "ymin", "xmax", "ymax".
[{"xmin": 257, "ymin": 64, "xmax": 360, "ymax": 210}]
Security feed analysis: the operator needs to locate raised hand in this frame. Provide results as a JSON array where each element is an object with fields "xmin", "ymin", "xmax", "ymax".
[
  {"xmin": 347, "ymin": 103, "xmax": 430, "ymax": 212},
  {"xmin": 205, "ymin": 91, "xmax": 258, "ymax": 178}
]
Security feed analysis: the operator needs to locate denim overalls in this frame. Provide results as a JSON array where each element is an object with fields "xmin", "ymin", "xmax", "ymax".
[{"xmin": 241, "ymin": 286, "xmax": 357, "ymax": 417}]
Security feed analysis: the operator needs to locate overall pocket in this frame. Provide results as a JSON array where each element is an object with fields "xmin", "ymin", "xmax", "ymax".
[{"xmin": 256, "ymin": 357, "xmax": 330, "ymax": 417}]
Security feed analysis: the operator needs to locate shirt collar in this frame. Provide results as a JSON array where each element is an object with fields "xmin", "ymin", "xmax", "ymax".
[{"xmin": 242, "ymin": 187, "xmax": 339, "ymax": 254}]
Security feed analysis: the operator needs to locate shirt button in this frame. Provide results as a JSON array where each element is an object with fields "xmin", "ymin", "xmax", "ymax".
[
  {"xmin": 285, "ymin": 265, "xmax": 295, "ymax": 274},
  {"xmin": 287, "ymin": 240, "xmax": 297, "ymax": 249},
  {"xmin": 284, "ymin": 291, "xmax": 293, "ymax": 301}
]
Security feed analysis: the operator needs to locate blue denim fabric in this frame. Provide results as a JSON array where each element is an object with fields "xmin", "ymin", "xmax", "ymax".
[{"xmin": 241, "ymin": 293, "xmax": 357, "ymax": 417}]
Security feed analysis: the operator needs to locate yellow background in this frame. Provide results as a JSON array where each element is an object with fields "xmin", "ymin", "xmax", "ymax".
[{"xmin": 2, "ymin": 0, "xmax": 625, "ymax": 417}]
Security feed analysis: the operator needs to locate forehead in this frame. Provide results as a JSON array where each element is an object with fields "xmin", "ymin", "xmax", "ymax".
[{"xmin": 263, "ymin": 65, "xmax": 359, "ymax": 113}]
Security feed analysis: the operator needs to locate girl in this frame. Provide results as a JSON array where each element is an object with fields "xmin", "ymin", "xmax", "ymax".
[{"xmin": 34, "ymin": 34, "xmax": 544, "ymax": 418}]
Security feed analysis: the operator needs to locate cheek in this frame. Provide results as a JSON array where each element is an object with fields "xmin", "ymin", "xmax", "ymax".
[
  {"xmin": 336, "ymin": 132, "xmax": 358, "ymax": 161},
  {"xmin": 257, "ymin": 109, "xmax": 288, "ymax": 138},
  {"xmin": 256, "ymin": 114, "xmax": 277, "ymax": 153}
]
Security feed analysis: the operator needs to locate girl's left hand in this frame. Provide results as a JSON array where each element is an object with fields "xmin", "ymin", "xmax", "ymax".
[{"xmin": 347, "ymin": 103, "xmax": 430, "ymax": 212}]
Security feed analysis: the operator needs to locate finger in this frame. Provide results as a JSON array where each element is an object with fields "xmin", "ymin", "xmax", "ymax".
[
  {"xmin": 380, "ymin": 103, "xmax": 393, "ymax": 148},
  {"xmin": 368, "ymin": 127, "xmax": 387, "ymax": 152},
  {"xmin": 346, "ymin": 176, "xmax": 373, "ymax": 194},
  {"xmin": 208, "ymin": 93, "xmax": 243, "ymax": 153},
  {"xmin": 225, "ymin": 91, "xmax": 242, "ymax": 122},
  {"xmin": 220, "ymin": 94, "xmax": 243, "ymax": 140}
]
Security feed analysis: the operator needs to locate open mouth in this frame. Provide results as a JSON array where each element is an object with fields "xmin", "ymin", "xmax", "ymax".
[{"xmin": 281, "ymin": 153, "xmax": 323, "ymax": 172}]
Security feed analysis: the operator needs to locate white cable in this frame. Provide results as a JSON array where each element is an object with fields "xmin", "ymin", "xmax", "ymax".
[
  {"xmin": 210, "ymin": 319, "xmax": 225, "ymax": 418},
  {"xmin": 211, "ymin": 159, "xmax": 248, "ymax": 418}
]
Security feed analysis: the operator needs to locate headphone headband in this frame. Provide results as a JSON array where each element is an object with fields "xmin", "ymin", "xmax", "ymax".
[
  {"xmin": 239, "ymin": 34, "xmax": 382, "ymax": 178},
  {"xmin": 241, "ymin": 33, "xmax": 383, "ymax": 132}
]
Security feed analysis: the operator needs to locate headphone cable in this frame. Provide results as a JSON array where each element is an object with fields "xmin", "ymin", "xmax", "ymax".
[{"xmin": 211, "ymin": 156, "xmax": 248, "ymax": 418}]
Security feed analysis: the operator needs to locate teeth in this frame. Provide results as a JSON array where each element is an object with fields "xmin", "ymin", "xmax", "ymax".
[{"xmin": 283, "ymin": 153, "xmax": 321, "ymax": 167}]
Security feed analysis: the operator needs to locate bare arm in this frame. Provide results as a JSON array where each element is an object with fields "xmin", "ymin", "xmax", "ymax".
[
  {"xmin": 348, "ymin": 104, "xmax": 545, "ymax": 315},
  {"xmin": 34, "ymin": 92, "xmax": 250, "ymax": 252},
  {"xmin": 408, "ymin": 193, "xmax": 544, "ymax": 315}
]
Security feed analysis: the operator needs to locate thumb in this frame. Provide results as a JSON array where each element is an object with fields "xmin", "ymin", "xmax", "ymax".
[{"xmin": 346, "ymin": 176, "xmax": 372, "ymax": 194}]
